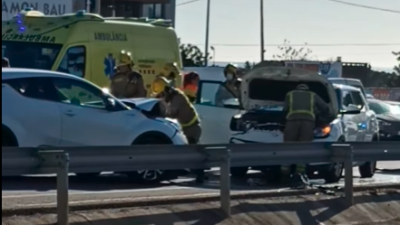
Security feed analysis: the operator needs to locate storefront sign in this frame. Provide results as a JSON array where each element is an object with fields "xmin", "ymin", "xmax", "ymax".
[{"xmin": 2, "ymin": 0, "xmax": 72, "ymax": 21}]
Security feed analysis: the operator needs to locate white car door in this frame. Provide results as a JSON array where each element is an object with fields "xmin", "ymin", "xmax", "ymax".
[
  {"xmin": 2, "ymin": 77, "xmax": 62, "ymax": 147},
  {"xmin": 51, "ymin": 77, "xmax": 133, "ymax": 146},
  {"xmin": 194, "ymin": 81, "xmax": 243, "ymax": 144},
  {"xmin": 341, "ymin": 90, "xmax": 359, "ymax": 141}
]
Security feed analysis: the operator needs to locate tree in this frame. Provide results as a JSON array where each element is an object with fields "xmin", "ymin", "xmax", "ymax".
[
  {"xmin": 273, "ymin": 39, "xmax": 313, "ymax": 61},
  {"xmin": 385, "ymin": 51, "xmax": 400, "ymax": 87},
  {"xmin": 180, "ymin": 44, "xmax": 211, "ymax": 67},
  {"xmin": 393, "ymin": 51, "xmax": 400, "ymax": 75}
]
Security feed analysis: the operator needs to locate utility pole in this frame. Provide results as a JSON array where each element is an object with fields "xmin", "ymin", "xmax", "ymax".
[
  {"xmin": 204, "ymin": 0, "xmax": 211, "ymax": 67},
  {"xmin": 260, "ymin": 0, "xmax": 265, "ymax": 62}
]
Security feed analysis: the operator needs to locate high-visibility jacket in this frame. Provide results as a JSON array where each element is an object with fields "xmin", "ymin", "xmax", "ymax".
[
  {"xmin": 165, "ymin": 89, "xmax": 200, "ymax": 128},
  {"xmin": 284, "ymin": 90, "xmax": 317, "ymax": 122}
]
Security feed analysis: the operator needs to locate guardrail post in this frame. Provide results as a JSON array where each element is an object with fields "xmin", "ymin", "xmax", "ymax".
[
  {"xmin": 220, "ymin": 148, "xmax": 231, "ymax": 217},
  {"xmin": 38, "ymin": 150, "xmax": 70, "ymax": 225},
  {"xmin": 331, "ymin": 143, "xmax": 354, "ymax": 206}
]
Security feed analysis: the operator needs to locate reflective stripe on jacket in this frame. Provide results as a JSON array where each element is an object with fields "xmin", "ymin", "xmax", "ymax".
[
  {"xmin": 286, "ymin": 90, "xmax": 315, "ymax": 121},
  {"xmin": 166, "ymin": 89, "xmax": 200, "ymax": 128}
]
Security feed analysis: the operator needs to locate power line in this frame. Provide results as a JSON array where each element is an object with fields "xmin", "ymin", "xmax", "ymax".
[
  {"xmin": 193, "ymin": 43, "xmax": 400, "ymax": 47},
  {"xmin": 321, "ymin": 0, "xmax": 400, "ymax": 14},
  {"xmin": 177, "ymin": 0, "xmax": 201, "ymax": 6}
]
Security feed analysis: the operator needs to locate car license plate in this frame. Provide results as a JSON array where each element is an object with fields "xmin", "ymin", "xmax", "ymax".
[{"xmin": 398, "ymin": 131, "xmax": 400, "ymax": 136}]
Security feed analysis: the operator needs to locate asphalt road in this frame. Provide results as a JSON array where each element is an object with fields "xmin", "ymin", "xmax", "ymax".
[{"xmin": 2, "ymin": 161, "xmax": 399, "ymax": 210}]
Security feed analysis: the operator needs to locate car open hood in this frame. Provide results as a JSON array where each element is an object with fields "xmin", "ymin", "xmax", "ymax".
[
  {"xmin": 120, "ymin": 98, "xmax": 159, "ymax": 111},
  {"xmin": 240, "ymin": 66, "xmax": 339, "ymax": 115}
]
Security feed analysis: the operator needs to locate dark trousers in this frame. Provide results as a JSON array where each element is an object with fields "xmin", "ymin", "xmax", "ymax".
[
  {"xmin": 282, "ymin": 120, "xmax": 315, "ymax": 175},
  {"xmin": 187, "ymin": 137, "xmax": 205, "ymax": 178}
]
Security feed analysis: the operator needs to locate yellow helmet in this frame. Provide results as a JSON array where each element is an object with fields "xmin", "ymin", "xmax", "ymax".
[
  {"xmin": 160, "ymin": 62, "xmax": 180, "ymax": 79},
  {"xmin": 224, "ymin": 63, "xmax": 238, "ymax": 76},
  {"xmin": 118, "ymin": 50, "xmax": 133, "ymax": 66},
  {"xmin": 151, "ymin": 76, "xmax": 171, "ymax": 95}
]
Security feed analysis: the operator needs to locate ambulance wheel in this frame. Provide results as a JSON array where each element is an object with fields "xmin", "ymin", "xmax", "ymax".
[
  {"xmin": 230, "ymin": 167, "xmax": 248, "ymax": 178},
  {"xmin": 126, "ymin": 132, "xmax": 176, "ymax": 183}
]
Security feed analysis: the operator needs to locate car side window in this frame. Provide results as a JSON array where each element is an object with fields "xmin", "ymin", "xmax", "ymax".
[
  {"xmin": 52, "ymin": 78, "xmax": 106, "ymax": 109},
  {"xmin": 341, "ymin": 90, "xmax": 354, "ymax": 108},
  {"xmin": 350, "ymin": 91, "xmax": 365, "ymax": 109},
  {"xmin": 3, "ymin": 77, "xmax": 59, "ymax": 102},
  {"xmin": 196, "ymin": 82, "xmax": 238, "ymax": 107},
  {"xmin": 57, "ymin": 46, "xmax": 86, "ymax": 78}
]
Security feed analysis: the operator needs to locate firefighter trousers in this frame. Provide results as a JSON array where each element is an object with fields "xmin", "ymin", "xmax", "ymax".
[
  {"xmin": 183, "ymin": 124, "xmax": 204, "ymax": 180},
  {"xmin": 281, "ymin": 120, "xmax": 315, "ymax": 175}
]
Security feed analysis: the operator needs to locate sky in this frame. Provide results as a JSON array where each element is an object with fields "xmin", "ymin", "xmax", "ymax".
[{"xmin": 175, "ymin": 0, "xmax": 400, "ymax": 71}]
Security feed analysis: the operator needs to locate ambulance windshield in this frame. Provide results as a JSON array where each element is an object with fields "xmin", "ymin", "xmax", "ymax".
[{"xmin": 2, "ymin": 41, "xmax": 62, "ymax": 70}]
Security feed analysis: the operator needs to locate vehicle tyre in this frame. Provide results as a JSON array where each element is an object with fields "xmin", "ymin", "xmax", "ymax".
[
  {"xmin": 321, "ymin": 162, "xmax": 344, "ymax": 183},
  {"xmin": 230, "ymin": 167, "xmax": 248, "ymax": 178},
  {"xmin": 359, "ymin": 161, "xmax": 376, "ymax": 178},
  {"xmin": 359, "ymin": 136, "xmax": 378, "ymax": 178},
  {"xmin": 126, "ymin": 133, "xmax": 175, "ymax": 183},
  {"xmin": 322, "ymin": 136, "xmax": 346, "ymax": 183}
]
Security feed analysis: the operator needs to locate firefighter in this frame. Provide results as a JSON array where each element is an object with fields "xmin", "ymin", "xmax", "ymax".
[
  {"xmin": 215, "ymin": 63, "xmax": 241, "ymax": 106},
  {"xmin": 110, "ymin": 50, "xmax": 147, "ymax": 98},
  {"xmin": 183, "ymin": 72, "xmax": 200, "ymax": 103},
  {"xmin": 159, "ymin": 62, "xmax": 180, "ymax": 87},
  {"xmin": 281, "ymin": 83, "xmax": 330, "ymax": 186},
  {"xmin": 2, "ymin": 57, "xmax": 10, "ymax": 67},
  {"xmin": 151, "ymin": 76, "xmax": 205, "ymax": 183}
]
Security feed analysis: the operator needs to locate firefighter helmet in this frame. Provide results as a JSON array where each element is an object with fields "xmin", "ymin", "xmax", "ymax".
[{"xmin": 118, "ymin": 50, "xmax": 133, "ymax": 66}]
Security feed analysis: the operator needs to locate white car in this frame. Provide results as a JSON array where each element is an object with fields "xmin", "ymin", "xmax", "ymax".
[
  {"xmin": 2, "ymin": 68, "xmax": 188, "ymax": 182},
  {"xmin": 193, "ymin": 67, "xmax": 379, "ymax": 183}
]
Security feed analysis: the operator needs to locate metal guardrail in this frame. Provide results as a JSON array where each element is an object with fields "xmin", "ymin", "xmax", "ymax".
[{"xmin": 2, "ymin": 142, "xmax": 400, "ymax": 225}]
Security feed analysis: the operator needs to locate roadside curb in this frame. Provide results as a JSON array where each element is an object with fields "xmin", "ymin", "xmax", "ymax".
[{"xmin": 2, "ymin": 183, "xmax": 400, "ymax": 217}]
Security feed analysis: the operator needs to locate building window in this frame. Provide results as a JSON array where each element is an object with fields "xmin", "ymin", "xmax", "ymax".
[{"xmin": 142, "ymin": 3, "xmax": 163, "ymax": 18}]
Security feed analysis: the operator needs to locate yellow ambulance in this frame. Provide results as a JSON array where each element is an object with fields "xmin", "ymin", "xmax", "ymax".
[{"xmin": 2, "ymin": 9, "xmax": 182, "ymax": 93}]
